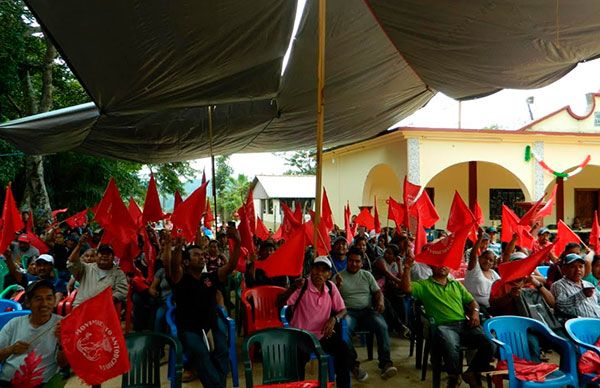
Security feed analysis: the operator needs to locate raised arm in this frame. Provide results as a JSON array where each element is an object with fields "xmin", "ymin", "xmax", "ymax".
[
  {"xmin": 217, "ymin": 228, "xmax": 241, "ymax": 283},
  {"xmin": 67, "ymin": 232, "xmax": 88, "ymax": 278},
  {"xmin": 468, "ymin": 228, "xmax": 484, "ymax": 270},
  {"xmin": 163, "ymin": 234, "xmax": 183, "ymax": 284},
  {"xmin": 501, "ymin": 233, "xmax": 518, "ymax": 263},
  {"xmin": 3, "ymin": 249, "xmax": 23, "ymax": 284},
  {"xmin": 400, "ymin": 251, "xmax": 414, "ymax": 294}
]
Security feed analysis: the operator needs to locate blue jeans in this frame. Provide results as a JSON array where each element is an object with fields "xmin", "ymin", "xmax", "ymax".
[
  {"xmin": 346, "ymin": 308, "xmax": 392, "ymax": 369},
  {"xmin": 182, "ymin": 318, "xmax": 229, "ymax": 388},
  {"xmin": 435, "ymin": 321, "xmax": 495, "ymax": 375}
]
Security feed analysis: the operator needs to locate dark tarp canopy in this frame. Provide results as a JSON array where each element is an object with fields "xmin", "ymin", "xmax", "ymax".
[{"xmin": 2, "ymin": 0, "xmax": 600, "ymax": 162}]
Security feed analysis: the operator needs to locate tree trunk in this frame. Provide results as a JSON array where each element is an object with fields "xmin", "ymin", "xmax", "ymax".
[{"xmin": 21, "ymin": 37, "xmax": 56, "ymax": 227}]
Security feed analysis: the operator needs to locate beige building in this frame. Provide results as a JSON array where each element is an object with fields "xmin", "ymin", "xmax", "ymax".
[{"xmin": 323, "ymin": 93, "xmax": 600, "ymax": 229}]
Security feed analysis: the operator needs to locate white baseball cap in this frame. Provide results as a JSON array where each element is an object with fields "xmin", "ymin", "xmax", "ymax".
[
  {"xmin": 313, "ymin": 256, "xmax": 332, "ymax": 269},
  {"xmin": 35, "ymin": 254, "xmax": 54, "ymax": 265}
]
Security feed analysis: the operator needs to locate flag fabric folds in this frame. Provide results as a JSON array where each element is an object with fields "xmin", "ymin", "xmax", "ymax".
[
  {"xmin": 590, "ymin": 211, "xmax": 600, "ymax": 252},
  {"xmin": 553, "ymin": 220, "xmax": 584, "ymax": 256},
  {"xmin": 173, "ymin": 190, "xmax": 183, "ymax": 210},
  {"xmin": 60, "ymin": 287, "xmax": 130, "ymax": 385},
  {"xmin": 415, "ymin": 225, "xmax": 472, "ymax": 270},
  {"xmin": 373, "ymin": 197, "xmax": 381, "ymax": 234},
  {"xmin": 354, "ymin": 207, "xmax": 375, "ymax": 231},
  {"xmin": 64, "ymin": 208, "xmax": 89, "ymax": 229},
  {"xmin": 0, "ymin": 183, "xmax": 22, "ymax": 253},
  {"xmin": 141, "ymin": 174, "xmax": 163, "ymax": 224},
  {"xmin": 255, "ymin": 217, "xmax": 271, "ymax": 241},
  {"xmin": 170, "ymin": 182, "xmax": 208, "ymax": 243},
  {"xmin": 255, "ymin": 228, "xmax": 307, "ymax": 277}
]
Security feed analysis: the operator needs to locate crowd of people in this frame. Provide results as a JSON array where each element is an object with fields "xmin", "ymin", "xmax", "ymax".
[{"xmin": 0, "ymin": 207, "xmax": 598, "ymax": 387}]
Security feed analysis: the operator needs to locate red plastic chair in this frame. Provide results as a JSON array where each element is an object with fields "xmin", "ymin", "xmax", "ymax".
[
  {"xmin": 57, "ymin": 289, "xmax": 78, "ymax": 316},
  {"xmin": 242, "ymin": 286, "xmax": 286, "ymax": 334}
]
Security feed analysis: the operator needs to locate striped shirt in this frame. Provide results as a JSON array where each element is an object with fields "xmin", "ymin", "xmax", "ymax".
[{"xmin": 551, "ymin": 277, "xmax": 600, "ymax": 318}]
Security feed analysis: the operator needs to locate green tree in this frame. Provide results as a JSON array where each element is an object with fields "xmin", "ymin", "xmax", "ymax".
[
  {"xmin": 220, "ymin": 173, "xmax": 251, "ymax": 221},
  {"xmin": 282, "ymin": 150, "xmax": 316, "ymax": 175}
]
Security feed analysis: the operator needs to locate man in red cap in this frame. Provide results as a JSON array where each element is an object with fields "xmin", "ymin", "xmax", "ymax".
[{"xmin": 10, "ymin": 234, "xmax": 39, "ymax": 264}]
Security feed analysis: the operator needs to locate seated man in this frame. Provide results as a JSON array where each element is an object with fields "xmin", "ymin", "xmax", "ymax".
[
  {"xmin": 67, "ymin": 236, "xmax": 128, "ymax": 307},
  {"xmin": 165, "ymin": 228, "xmax": 241, "ymax": 387},
  {"xmin": 551, "ymin": 253, "xmax": 600, "ymax": 318},
  {"xmin": 0, "ymin": 280, "xmax": 67, "ymax": 385},
  {"xmin": 330, "ymin": 237, "xmax": 349, "ymax": 275},
  {"xmin": 336, "ymin": 247, "xmax": 397, "ymax": 380},
  {"xmin": 4, "ymin": 250, "xmax": 67, "ymax": 304},
  {"xmin": 401, "ymin": 256, "xmax": 495, "ymax": 388},
  {"xmin": 279, "ymin": 257, "xmax": 352, "ymax": 388}
]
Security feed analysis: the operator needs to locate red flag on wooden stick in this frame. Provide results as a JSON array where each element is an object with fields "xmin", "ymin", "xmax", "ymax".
[
  {"xmin": 447, "ymin": 191, "xmax": 475, "ymax": 233},
  {"xmin": 472, "ymin": 201, "xmax": 484, "ymax": 226},
  {"xmin": 373, "ymin": 197, "xmax": 381, "ymax": 234},
  {"xmin": 321, "ymin": 188, "xmax": 334, "ymax": 232},
  {"xmin": 170, "ymin": 182, "xmax": 208, "ymax": 242},
  {"xmin": 60, "ymin": 287, "xmax": 130, "ymax": 385},
  {"xmin": 142, "ymin": 174, "xmax": 163, "ymax": 224},
  {"xmin": 64, "ymin": 208, "xmax": 88, "ymax": 229},
  {"xmin": 553, "ymin": 220, "xmax": 584, "ymax": 256},
  {"xmin": 536, "ymin": 185, "xmax": 557, "ymax": 220},
  {"xmin": 255, "ymin": 217, "xmax": 271, "ymax": 241},
  {"xmin": 203, "ymin": 199, "xmax": 215, "ymax": 228},
  {"xmin": 590, "ymin": 211, "xmax": 600, "ymax": 252},
  {"xmin": 415, "ymin": 225, "xmax": 472, "ymax": 270},
  {"xmin": 1, "ymin": 183, "xmax": 25, "ymax": 253},
  {"xmin": 344, "ymin": 203, "xmax": 354, "ymax": 244},
  {"xmin": 411, "ymin": 190, "xmax": 439, "ymax": 229},
  {"xmin": 354, "ymin": 207, "xmax": 375, "ymax": 231},
  {"xmin": 127, "ymin": 197, "xmax": 143, "ymax": 229},
  {"xmin": 387, "ymin": 196, "xmax": 405, "ymax": 230},
  {"xmin": 281, "ymin": 202, "xmax": 303, "ymax": 241},
  {"xmin": 498, "ymin": 242, "xmax": 556, "ymax": 284},
  {"xmin": 255, "ymin": 228, "xmax": 307, "ymax": 277},
  {"xmin": 173, "ymin": 190, "xmax": 183, "ymax": 210},
  {"xmin": 245, "ymin": 191, "xmax": 256, "ymax": 234}
]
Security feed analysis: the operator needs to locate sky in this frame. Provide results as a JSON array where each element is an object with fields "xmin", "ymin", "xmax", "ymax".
[{"xmin": 189, "ymin": 58, "xmax": 600, "ymax": 182}]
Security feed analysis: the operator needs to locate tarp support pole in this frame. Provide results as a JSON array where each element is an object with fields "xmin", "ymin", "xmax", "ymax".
[
  {"xmin": 313, "ymin": 0, "xmax": 326, "ymax": 251},
  {"xmin": 208, "ymin": 105, "xmax": 218, "ymax": 227}
]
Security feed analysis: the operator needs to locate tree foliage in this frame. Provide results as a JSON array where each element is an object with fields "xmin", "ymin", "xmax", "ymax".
[
  {"xmin": 282, "ymin": 150, "xmax": 316, "ymax": 175},
  {"xmin": 214, "ymin": 156, "xmax": 251, "ymax": 222},
  {"xmin": 0, "ymin": 0, "xmax": 196, "ymax": 217}
]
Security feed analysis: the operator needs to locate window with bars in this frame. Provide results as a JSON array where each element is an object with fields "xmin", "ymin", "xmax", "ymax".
[{"xmin": 489, "ymin": 188, "xmax": 525, "ymax": 220}]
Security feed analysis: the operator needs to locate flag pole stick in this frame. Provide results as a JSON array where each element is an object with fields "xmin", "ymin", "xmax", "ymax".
[
  {"xmin": 314, "ymin": 0, "xmax": 326, "ymax": 251},
  {"xmin": 208, "ymin": 105, "xmax": 218, "ymax": 230}
]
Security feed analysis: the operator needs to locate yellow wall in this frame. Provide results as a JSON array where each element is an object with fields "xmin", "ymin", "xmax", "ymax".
[{"xmin": 526, "ymin": 94, "xmax": 600, "ymax": 133}]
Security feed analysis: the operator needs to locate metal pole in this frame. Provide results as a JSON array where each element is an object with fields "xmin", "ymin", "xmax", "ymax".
[
  {"xmin": 314, "ymin": 0, "xmax": 326, "ymax": 250},
  {"xmin": 208, "ymin": 106, "xmax": 218, "ymax": 228}
]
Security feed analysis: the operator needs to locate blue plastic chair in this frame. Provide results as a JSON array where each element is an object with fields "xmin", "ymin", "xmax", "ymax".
[
  {"xmin": 536, "ymin": 266, "xmax": 550, "ymax": 278},
  {"xmin": 280, "ymin": 305, "xmax": 345, "ymax": 382},
  {"xmin": 165, "ymin": 295, "xmax": 239, "ymax": 387},
  {"xmin": 0, "ymin": 310, "xmax": 30, "ymax": 329},
  {"xmin": 484, "ymin": 316, "xmax": 578, "ymax": 387},
  {"xmin": 0, "ymin": 299, "xmax": 22, "ymax": 312},
  {"xmin": 565, "ymin": 317, "xmax": 600, "ymax": 385}
]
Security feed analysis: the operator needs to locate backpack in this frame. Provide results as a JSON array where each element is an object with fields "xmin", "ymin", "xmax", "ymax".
[
  {"xmin": 518, "ymin": 288, "xmax": 562, "ymax": 332},
  {"xmin": 288, "ymin": 279, "xmax": 335, "ymax": 320}
]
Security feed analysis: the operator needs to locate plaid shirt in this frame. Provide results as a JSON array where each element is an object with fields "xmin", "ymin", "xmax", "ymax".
[{"xmin": 551, "ymin": 277, "xmax": 600, "ymax": 318}]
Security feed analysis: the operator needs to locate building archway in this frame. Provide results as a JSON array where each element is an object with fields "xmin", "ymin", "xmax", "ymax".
[
  {"xmin": 424, "ymin": 161, "xmax": 531, "ymax": 225},
  {"xmin": 362, "ymin": 163, "xmax": 402, "ymax": 212}
]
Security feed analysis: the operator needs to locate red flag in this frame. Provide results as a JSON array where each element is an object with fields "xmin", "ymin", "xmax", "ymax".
[
  {"xmin": 354, "ymin": 207, "xmax": 375, "ymax": 231},
  {"xmin": 170, "ymin": 182, "xmax": 208, "ymax": 243},
  {"xmin": 536, "ymin": 185, "xmax": 557, "ymax": 220},
  {"xmin": 447, "ymin": 191, "xmax": 476, "ymax": 233},
  {"xmin": 60, "ymin": 287, "xmax": 130, "ymax": 385},
  {"xmin": 64, "ymin": 209, "xmax": 89, "ymax": 229},
  {"xmin": 245, "ymin": 190, "xmax": 256, "ymax": 234},
  {"xmin": 237, "ymin": 205, "xmax": 255, "ymax": 256},
  {"xmin": 0, "ymin": 183, "xmax": 23, "ymax": 253},
  {"xmin": 344, "ymin": 203, "xmax": 354, "ymax": 244},
  {"xmin": 281, "ymin": 202, "xmax": 303, "ymax": 241},
  {"xmin": 387, "ymin": 196, "xmax": 405, "ymax": 230},
  {"xmin": 142, "ymin": 228, "xmax": 156, "ymax": 279},
  {"xmin": 304, "ymin": 219, "xmax": 331, "ymax": 256},
  {"xmin": 500, "ymin": 205, "xmax": 534, "ymax": 249},
  {"xmin": 415, "ymin": 224, "xmax": 472, "ymax": 270},
  {"xmin": 472, "ymin": 201, "xmax": 484, "ymax": 226},
  {"xmin": 293, "ymin": 201, "xmax": 303, "ymax": 224},
  {"xmin": 25, "ymin": 232, "xmax": 49, "ymax": 255},
  {"xmin": 203, "ymin": 199, "xmax": 215, "ymax": 228},
  {"xmin": 94, "ymin": 179, "xmax": 138, "ymax": 233},
  {"xmin": 498, "ymin": 242, "xmax": 556, "ymax": 284},
  {"xmin": 413, "ymin": 212, "xmax": 428, "ymax": 255},
  {"xmin": 519, "ymin": 195, "xmax": 546, "ymax": 226},
  {"xmin": 403, "ymin": 176, "xmax": 421, "ymax": 206},
  {"xmin": 127, "ymin": 197, "xmax": 143, "ymax": 228},
  {"xmin": 373, "ymin": 197, "xmax": 381, "ymax": 234},
  {"xmin": 411, "ymin": 190, "xmax": 439, "ymax": 229},
  {"xmin": 272, "ymin": 225, "xmax": 283, "ymax": 241},
  {"xmin": 321, "ymin": 188, "xmax": 334, "ymax": 232},
  {"xmin": 51, "ymin": 208, "xmax": 68, "ymax": 222},
  {"xmin": 553, "ymin": 220, "xmax": 584, "ymax": 256},
  {"xmin": 255, "ymin": 228, "xmax": 307, "ymax": 277},
  {"xmin": 590, "ymin": 211, "xmax": 600, "ymax": 252},
  {"xmin": 142, "ymin": 174, "xmax": 163, "ymax": 224},
  {"xmin": 201, "ymin": 168, "xmax": 206, "ymax": 184},
  {"xmin": 173, "ymin": 190, "xmax": 183, "ymax": 210},
  {"xmin": 255, "ymin": 217, "xmax": 271, "ymax": 241}
]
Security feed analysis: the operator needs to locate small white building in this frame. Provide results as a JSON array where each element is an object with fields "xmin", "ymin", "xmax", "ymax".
[{"xmin": 251, "ymin": 175, "xmax": 315, "ymax": 230}]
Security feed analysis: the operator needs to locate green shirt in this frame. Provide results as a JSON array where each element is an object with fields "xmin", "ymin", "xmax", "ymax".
[
  {"xmin": 412, "ymin": 277, "xmax": 474, "ymax": 325},
  {"xmin": 339, "ymin": 269, "xmax": 380, "ymax": 310},
  {"xmin": 583, "ymin": 273, "xmax": 600, "ymax": 290}
]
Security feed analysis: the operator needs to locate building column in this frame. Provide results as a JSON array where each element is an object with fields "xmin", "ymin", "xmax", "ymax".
[
  {"xmin": 532, "ymin": 141, "xmax": 545, "ymax": 200},
  {"xmin": 407, "ymin": 138, "xmax": 421, "ymax": 185},
  {"xmin": 556, "ymin": 177, "xmax": 564, "ymax": 223},
  {"xmin": 468, "ymin": 161, "xmax": 477, "ymax": 208}
]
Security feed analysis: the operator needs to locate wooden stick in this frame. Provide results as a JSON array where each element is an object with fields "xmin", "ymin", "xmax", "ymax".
[{"xmin": 313, "ymin": 0, "xmax": 326, "ymax": 251}]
